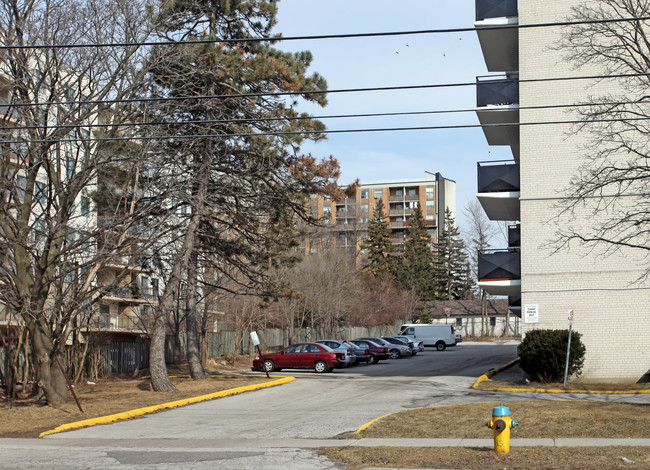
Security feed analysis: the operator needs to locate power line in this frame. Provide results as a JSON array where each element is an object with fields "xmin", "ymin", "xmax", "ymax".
[
  {"xmin": 2, "ymin": 116, "xmax": 649, "ymax": 145},
  {"xmin": 2, "ymin": 72, "xmax": 649, "ymax": 109},
  {"xmin": 1, "ymin": 16, "xmax": 649, "ymax": 50},
  {"xmin": 0, "ymin": 99, "xmax": 645, "ymax": 133}
]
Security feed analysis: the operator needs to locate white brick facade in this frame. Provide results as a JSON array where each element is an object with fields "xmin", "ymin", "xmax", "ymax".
[{"xmin": 518, "ymin": 1, "xmax": 650, "ymax": 382}]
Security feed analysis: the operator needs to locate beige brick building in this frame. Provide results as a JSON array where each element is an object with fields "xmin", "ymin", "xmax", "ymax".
[
  {"xmin": 305, "ymin": 174, "xmax": 456, "ymax": 263},
  {"xmin": 475, "ymin": 0, "xmax": 650, "ymax": 382}
]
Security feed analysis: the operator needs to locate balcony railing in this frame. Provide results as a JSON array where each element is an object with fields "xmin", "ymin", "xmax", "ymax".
[
  {"xmin": 99, "ymin": 283, "xmax": 158, "ymax": 301},
  {"xmin": 478, "ymin": 249, "xmax": 521, "ymax": 281},
  {"xmin": 476, "ymin": 0, "xmax": 518, "ymax": 21},
  {"xmin": 477, "ymin": 75, "xmax": 519, "ymax": 107},
  {"xmin": 87, "ymin": 313, "xmax": 150, "ymax": 331},
  {"xmin": 477, "ymin": 160, "xmax": 520, "ymax": 193}
]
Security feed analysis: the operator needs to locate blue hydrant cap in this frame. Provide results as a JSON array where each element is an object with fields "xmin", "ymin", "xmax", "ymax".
[{"xmin": 492, "ymin": 403, "xmax": 511, "ymax": 417}]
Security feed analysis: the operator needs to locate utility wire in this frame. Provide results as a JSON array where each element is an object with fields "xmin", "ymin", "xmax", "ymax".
[
  {"xmin": 0, "ymin": 99, "xmax": 645, "ymax": 133},
  {"xmin": 2, "ymin": 116, "xmax": 649, "ymax": 145},
  {"xmin": 1, "ymin": 72, "xmax": 649, "ymax": 109},
  {"xmin": 0, "ymin": 16, "xmax": 648, "ymax": 50}
]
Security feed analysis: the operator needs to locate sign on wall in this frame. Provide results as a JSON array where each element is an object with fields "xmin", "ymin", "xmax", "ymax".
[{"xmin": 524, "ymin": 304, "xmax": 539, "ymax": 323}]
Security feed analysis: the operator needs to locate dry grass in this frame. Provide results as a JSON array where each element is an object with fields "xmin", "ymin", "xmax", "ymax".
[
  {"xmin": 0, "ymin": 355, "xmax": 269, "ymax": 438},
  {"xmin": 353, "ymin": 401, "xmax": 650, "ymax": 439},
  {"xmin": 322, "ymin": 446, "xmax": 650, "ymax": 470}
]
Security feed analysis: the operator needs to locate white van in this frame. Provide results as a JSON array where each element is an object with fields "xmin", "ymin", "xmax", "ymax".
[{"xmin": 398, "ymin": 324, "xmax": 457, "ymax": 351}]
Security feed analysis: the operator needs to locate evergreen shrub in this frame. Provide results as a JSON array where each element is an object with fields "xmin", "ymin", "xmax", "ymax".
[{"xmin": 518, "ymin": 329, "xmax": 586, "ymax": 383}]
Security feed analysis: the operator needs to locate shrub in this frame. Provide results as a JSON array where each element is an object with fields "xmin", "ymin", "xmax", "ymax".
[{"xmin": 518, "ymin": 329, "xmax": 586, "ymax": 383}]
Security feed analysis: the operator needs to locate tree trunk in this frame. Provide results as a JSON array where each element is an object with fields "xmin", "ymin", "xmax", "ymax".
[
  {"xmin": 30, "ymin": 325, "xmax": 68, "ymax": 406},
  {"xmin": 186, "ymin": 249, "xmax": 205, "ymax": 379}
]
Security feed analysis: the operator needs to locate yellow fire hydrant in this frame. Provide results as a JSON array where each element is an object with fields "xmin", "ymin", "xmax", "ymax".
[{"xmin": 487, "ymin": 403, "xmax": 518, "ymax": 454}]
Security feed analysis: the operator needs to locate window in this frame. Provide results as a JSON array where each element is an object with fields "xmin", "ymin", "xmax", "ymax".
[
  {"xmin": 310, "ymin": 206, "xmax": 318, "ymax": 216},
  {"xmin": 426, "ymin": 214, "xmax": 435, "ymax": 221},
  {"xmin": 322, "ymin": 205, "xmax": 331, "ymax": 214},
  {"xmin": 80, "ymin": 196, "xmax": 90, "ymax": 216},
  {"xmin": 426, "ymin": 200, "xmax": 435, "ymax": 210},
  {"xmin": 323, "ymin": 195, "xmax": 331, "ymax": 201},
  {"xmin": 395, "ymin": 231, "xmax": 404, "ymax": 239},
  {"xmin": 395, "ymin": 189, "xmax": 403, "ymax": 196},
  {"xmin": 426, "ymin": 186, "xmax": 435, "ymax": 198},
  {"xmin": 395, "ymin": 216, "xmax": 403, "ymax": 222},
  {"xmin": 360, "ymin": 189, "xmax": 369, "ymax": 199},
  {"xmin": 374, "ymin": 189, "xmax": 383, "ymax": 199},
  {"xmin": 360, "ymin": 203, "xmax": 369, "ymax": 213},
  {"xmin": 359, "ymin": 217, "xmax": 368, "ymax": 224},
  {"xmin": 323, "ymin": 218, "xmax": 331, "ymax": 225},
  {"xmin": 337, "ymin": 206, "xmax": 347, "ymax": 215},
  {"xmin": 408, "ymin": 188, "xmax": 417, "ymax": 196},
  {"xmin": 360, "ymin": 231, "xmax": 368, "ymax": 241}
]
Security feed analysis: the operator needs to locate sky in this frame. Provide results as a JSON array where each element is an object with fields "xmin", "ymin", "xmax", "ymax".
[{"xmin": 273, "ymin": 0, "xmax": 513, "ymax": 234}]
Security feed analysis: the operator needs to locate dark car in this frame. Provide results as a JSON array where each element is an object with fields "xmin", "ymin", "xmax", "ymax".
[
  {"xmin": 252, "ymin": 342, "xmax": 344, "ymax": 373},
  {"xmin": 350, "ymin": 339, "xmax": 389, "ymax": 364},
  {"xmin": 356, "ymin": 336, "xmax": 411, "ymax": 359}
]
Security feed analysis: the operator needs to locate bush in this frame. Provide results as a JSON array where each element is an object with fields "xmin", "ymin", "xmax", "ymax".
[{"xmin": 518, "ymin": 329, "xmax": 586, "ymax": 383}]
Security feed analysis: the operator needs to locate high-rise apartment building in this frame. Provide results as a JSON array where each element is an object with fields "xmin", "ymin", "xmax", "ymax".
[
  {"xmin": 474, "ymin": 0, "xmax": 649, "ymax": 382},
  {"xmin": 305, "ymin": 173, "xmax": 456, "ymax": 260}
]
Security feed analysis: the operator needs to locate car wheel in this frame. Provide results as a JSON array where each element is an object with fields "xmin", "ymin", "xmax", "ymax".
[
  {"xmin": 435, "ymin": 341, "xmax": 446, "ymax": 351},
  {"xmin": 389, "ymin": 349, "xmax": 400, "ymax": 359},
  {"xmin": 314, "ymin": 360, "xmax": 328, "ymax": 373},
  {"xmin": 366, "ymin": 354, "xmax": 377, "ymax": 364},
  {"xmin": 262, "ymin": 359, "xmax": 275, "ymax": 372}
]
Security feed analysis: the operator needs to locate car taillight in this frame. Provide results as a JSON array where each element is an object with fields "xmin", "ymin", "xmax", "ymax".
[
  {"xmin": 383, "ymin": 348, "xmax": 388, "ymax": 353},
  {"xmin": 337, "ymin": 353, "xmax": 344, "ymax": 360}
]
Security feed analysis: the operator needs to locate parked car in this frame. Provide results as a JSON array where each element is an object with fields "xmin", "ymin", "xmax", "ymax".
[
  {"xmin": 252, "ymin": 342, "xmax": 344, "ymax": 373},
  {"xmin": 454, "ymin": 331, "xmax": 463, "ymax": 343},
  {"xmin": 380, "ymin": 336, "xmax": 414, "ymax": 358},
  {"xmin": 349, "ymin": 339, "xmax": 389, "ymax": 364},
  {"xmin": 385, "ymin": 335, "xmax": 424, "ymax": 354},
  {"xmin": 356, "ymin": 336, "xmax": 410, "ymax": 359},
  {"xmin": 342, "ymin": 341, "xmax": 368, "ymax": 364},
  {"xmin": 398, "ymin": 324, "xmax": 456, "ymax": 351},
  {"xmin": 315, "ymin": 339, "xmax": 357, "ymax": 367}
]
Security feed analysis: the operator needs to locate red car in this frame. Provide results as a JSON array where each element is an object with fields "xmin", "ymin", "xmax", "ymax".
[{"xmin": 252, "ymin": 342, "xmax": 345, "ymax": 373}]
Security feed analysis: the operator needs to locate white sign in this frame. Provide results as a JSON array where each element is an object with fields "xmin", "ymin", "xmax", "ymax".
[
  {"xmin": 568, "ymin": 309, "xmax": 574, "ymax": 326},
  {"xmin": 250, "ymin": 331, "xmax": 260, "ymax": 347},
  {"xmin": 524, "ymin": 304, "xmax": 539, "ymax": 323}
]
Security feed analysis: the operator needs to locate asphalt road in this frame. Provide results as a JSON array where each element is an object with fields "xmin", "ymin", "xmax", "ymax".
[{"xmin": 5, "ymin": 341, "xmax": 647, "ymax": 469}]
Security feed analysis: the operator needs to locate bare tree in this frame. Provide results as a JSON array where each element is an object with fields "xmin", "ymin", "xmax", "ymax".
[
  {"xmin": 0, "ymin": 0, "xmax": 156, "ymax": 406},
  {"xmin": 555, "ymin": 0, "xmax": 650, "ymax": 276},
  {"xmin": 463, "ymin": 199, "xmax": 499, "ymax": 335}
]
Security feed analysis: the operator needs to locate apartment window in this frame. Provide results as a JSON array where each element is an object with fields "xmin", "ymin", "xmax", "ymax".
[
  {"xmin": 426, "ymin": 214, "xmax": 435, "ymax": 221},
  {"xmin": 337, "ymin": 205, "xmax": 347, "ymax": 215},
  {"xmin": 99, "ymin": 304, "xmax": 110, "ymax": 315},
  {"xmin": 323, "ymin": 218, "xmax": 331, "ymax": 225},
  {"xmin": 360, "ymin": 231, "xmax": 368, "ymax": 241},
  {"xmin": 80, "ymin": 196, "xmax": 90, "ymax": 216},
  {"xmin": 359, "ymin": 217, "xmax": 368, "ymax": 224},
  {"xmin": 395, "ymin": 231, "xmax": 404, "ymax": 239},
  {"xmin": 426, "ymin": 186, "xmax": 435, "ymax": 199},
  {"xmin": 323, "ymin": 234, "xmax": 332, "ymax": 244},
  {"xmin": 323, "ymin": 195, "xmax": 331, "ymax": 201},
  {"xmin": 310, "ymin": 206, "xmax": 318, "ymax": 217},
  {"xmin": 408, "ymin": 188, "xmax": 416, "ymax": 196},
  {"xmin": 309, "ymin": 194, "xmax": 317, "ymax": 200},
  {"xmin": 395, "ymin": 189, "xmax": 403, "ymax": 196},
  {"xmin": 322, "ymin": 205, "xmax": 331, "ymax": 214},
  {"xmin": 360, "ymin": 203, "xmax": 369, "ymax": 213},
  {"xmin": 16, "ymin": 175, "xmax": 26, "ymax": 202},
  {"xmin": 360, "ymin": 189, "xmax": 369, "ymax": 199},
  {"xmin": 426, "ymin": 200, "xmax": 435, "ymax": 210},
  {"xmin": 395, "ymin": 216, "xmax": 403, "ymax": 222},
  {"xmin": 374, "ymin": 189, "xmax": 383, "ymax": 199}
]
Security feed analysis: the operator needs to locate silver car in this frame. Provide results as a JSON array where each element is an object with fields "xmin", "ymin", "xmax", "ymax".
[{"xmin": 315, "ymin": 339, "xmax": 357, "ymax": 367}]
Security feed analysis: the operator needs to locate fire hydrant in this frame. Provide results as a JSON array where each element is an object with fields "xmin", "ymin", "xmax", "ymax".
[{"xmin": 487, "ymin": 403, "xmax": 518, "ymax": 454}]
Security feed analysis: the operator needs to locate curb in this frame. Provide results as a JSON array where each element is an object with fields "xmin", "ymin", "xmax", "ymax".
[
  {"xmin": 39, "ymin": 375, "xmax": 295, "ymax": 438},
  {"xmin": 472, "ymin": 359, "xmax": 650, "ymax": 394}
]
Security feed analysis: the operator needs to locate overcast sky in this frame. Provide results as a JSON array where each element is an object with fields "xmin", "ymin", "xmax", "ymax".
[{"xmin": 274, "ymin": 0, "xmax": 513, "ymax": 234}]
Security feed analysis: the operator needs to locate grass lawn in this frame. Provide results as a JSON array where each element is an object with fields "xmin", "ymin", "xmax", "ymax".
[{"xmin": 0, "ymin": 356, "xmax": 271, "ymax": 438}]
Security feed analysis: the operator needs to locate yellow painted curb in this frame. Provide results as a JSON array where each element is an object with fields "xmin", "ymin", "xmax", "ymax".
[
  {"xmin": 472, "ymin": 358, "xmax": 650, "ymax": 394},
  {"xmin": 39, "ymin": 376, "xmax": 295, "ymax": 438}
]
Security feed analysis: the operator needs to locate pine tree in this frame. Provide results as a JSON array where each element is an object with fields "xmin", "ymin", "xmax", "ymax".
[
  {"xmin": 433, "ymin": 208, "xmax": 474, "ymax": 300},
  {"xmin": 392, "ymin": 205, "xmax": 436, "ymax": 300},
  {"xmin": 362, "ymin": 199, "xmax": 394, "ymax": 277}
]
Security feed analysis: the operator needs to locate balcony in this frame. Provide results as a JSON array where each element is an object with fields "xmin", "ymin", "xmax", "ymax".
[
  {"xmin": 508, "ymin": 295, "xmax": 521, "ymax": 318},
  {"xmin": 475, "ymin": 0, "xmax": 518, "ymax": 72},
  {"xmin": 508, "ymin": 223, "xmax": 520, "ymax": 248},
  {"xmin": 476, "ymin": 74, "xmax": 520, "ymax": 159},
  {"xmin": 478, "ymin": 248, "xmax": 521, "ymax": 296},
  {"xmin": 476, "ymin": 160, "xmax": 520, "ymax": 221},
  {"xmin": 99, "ymin": 283, "xmax": 158, "ymax": 303},
  {"xmin": 87, "ymin": 313, "xmax": 150, "ymax": 332}
]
